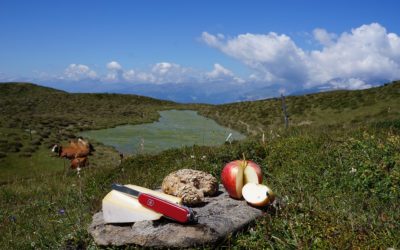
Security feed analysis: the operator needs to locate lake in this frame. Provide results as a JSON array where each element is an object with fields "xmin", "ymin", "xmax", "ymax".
[{"xmin": 80, "ymin": 110, "xmax": 245, "ymax": 155}]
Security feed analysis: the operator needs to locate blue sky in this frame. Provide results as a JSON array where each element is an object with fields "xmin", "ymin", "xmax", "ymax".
[{"xmin": 1, "ymin": 0, "xmax": 400, "ymax": 102}]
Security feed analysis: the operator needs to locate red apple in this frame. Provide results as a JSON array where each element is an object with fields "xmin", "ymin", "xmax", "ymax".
[
  {"xmin": 221, "ymin": 160, "xmax": 246, "ymax": 199},
  {"xmin": 221, "ymin": 160, "xmax": 263, "ymax": 199},
  {"xmin": 242, "ymin": 183, "xmax": 275, "ymax": 207}
]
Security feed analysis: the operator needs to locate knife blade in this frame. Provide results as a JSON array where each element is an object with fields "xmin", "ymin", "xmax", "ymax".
[{"xmin": 111, "ymin": 183, "xmax": 196, "ymax": 223}]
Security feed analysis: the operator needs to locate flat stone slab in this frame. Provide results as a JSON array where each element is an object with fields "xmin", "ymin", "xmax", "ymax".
[{"xmin": 88, "ymin": 185, "xmax": 265, "ymax": 248}]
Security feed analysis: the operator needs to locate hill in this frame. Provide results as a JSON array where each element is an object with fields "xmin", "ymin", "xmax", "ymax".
[
  {"xmin": 0, "ymin": 82, "xmax": 179, "ymax": 180},
  {"xmin": 0, "ymin": 82, "xmax": 177, "ymax": 130},
  {"xmin": 0, "ymin": 81, "xmax": 399, "ymax": 248},
  {"xmin": 198, "ymin": 81, "xmax": 400, "ymax": 135},
  {"xmin": 1, "ymin": 81, "xmax": 399, "ymax": 179}
]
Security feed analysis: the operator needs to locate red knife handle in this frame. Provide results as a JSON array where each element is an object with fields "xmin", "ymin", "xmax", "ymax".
[{"xmin": 138, "ymin": 193, "xmax": 192, "ymax": 223}]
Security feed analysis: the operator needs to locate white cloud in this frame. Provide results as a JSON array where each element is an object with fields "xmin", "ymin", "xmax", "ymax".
[
  {"xmin": 35, "ymin": 23, "xmax": 399, "ymax": 98},
  {"xmin": 152, "ymin": 62, "xmax": 176, "ymax": 75},
  {"xmin": 150, "ymin": 62, "xmax": 194, "ymax": 84},
  {"xmin": 106, "ymin": 61, "xmax": 122, "ymax": 71},
  {"xmin": 135, "ymin": 71, "xmax": 156, "ymax": 83},
  {"xmin": 205, "ymin": 63, "xmax": 244, "ymax": 83},
  {"xmin": 202, "ymin": 23, "xmax": 400, "ymax": 90},
  {"xmin": 105, "ymin": 71, "xmax": 119, "ymax": 82},
  {"xmin": 122, "ymin": 69, "xmax": 135, "ymax": 81},
  {"xmin": 206, "ymin": 63, "xmax": 233, "ymax": 78},
  {"xmin": 327, "ymin": 78, "xmax": 372, "ymax": 90},
  {"xmin": 202, "ymin": 31, "xmax": 308, "ymax": 83},
  {"xmin": 104, "ymin": 61, "xmax": 124, "ymax": 82},
  {"xmin": 201, "ymin": 31, "xmax": 220, "ymax": 47},
  {"xmin": 105, "ymin": 61, "xmax": 196, "ymax": 84},
  {"xmin": 63, "ymin": 64, "xmax": 97, "ymax": 81},
  {"xmin": 308, "ymin": 23, "xmax": 400, "ymax": 87},
  {"xmin": 313, "ymin": 28, "xmax": 337, "ymax": 46}
]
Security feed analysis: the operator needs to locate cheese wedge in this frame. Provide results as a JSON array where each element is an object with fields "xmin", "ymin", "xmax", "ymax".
[{"xmin": 102, "ymin": 185, "xmax": 182, "ymax": 223}]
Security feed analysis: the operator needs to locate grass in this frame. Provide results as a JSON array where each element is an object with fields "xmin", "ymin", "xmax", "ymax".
[
  {"xmin": 197, "ymin": 81, "xmax": 400, "ymax": 135},
  {"xmin": 1, "ymin": 124, "xmax": 399, "ymax": 249},
  {"xmin": 0, "ymin": 147, "xmax": 64, "ymax": 181},
  {"xmin": 1, "ymin": 81, "xmax": 398, "ymax": 179},
  {"xmin": 233, "ymin": 126, "xmax": 400, "ymax": 249},
  {"xmin": 0, "ymin": 82, "xmax": 181, "ymax": 180},
  {"xmin": 0, "ymin": 81, "xmax": 399, "ymax": 248}
]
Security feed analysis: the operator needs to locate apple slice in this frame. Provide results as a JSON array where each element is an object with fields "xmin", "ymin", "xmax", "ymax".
[
  {"xmin": 242, "ymin": 183, "xmax": 275, "ymax": 207},
  {"xmin": 243, "ymin": 160, "xmax": 263, "ymax": 184}
]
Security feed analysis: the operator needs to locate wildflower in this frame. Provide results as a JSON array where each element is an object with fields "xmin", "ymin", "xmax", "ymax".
[
  {"xmin": 190, "ymin": 155, "xmax": 195, "ymax": 159},
  {"xmin": 350, "ymin": 167, "xmax": 357, "ymax": 173},
  {"xmin": 201, "ymin": 155, "xmax": 206, "ymax": 160},
  {"xmin": 58, "ymin": 209, "xmax": 65, "ymax": 215}
]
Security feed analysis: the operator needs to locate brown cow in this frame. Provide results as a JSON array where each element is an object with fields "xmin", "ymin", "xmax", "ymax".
[
  {"xmin": 70, "ymin": 157, "xmax": 88, "ymax": 169},
  {"xmin": 51, "ymin": 138, "xmax": 94, "ymax": 169},
  {"xmin": 69, "ymin": 137, "xmax": 95, "ymax": 154},
  {"xmin": 51, "ymin": 144, "xmax": 90, "ymax": 159},
  {"xmin": 51, "ymin": 138, "xmax": 94, "ymax": 159}
]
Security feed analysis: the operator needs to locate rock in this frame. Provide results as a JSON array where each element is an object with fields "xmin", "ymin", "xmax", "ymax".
[
  {"xmin": 88, "ymin": 185, "xmax": 266, "ymax": 248},
  {"xmin": 161, "ymin": 169, "xmax": 219, "ymax": 206}
]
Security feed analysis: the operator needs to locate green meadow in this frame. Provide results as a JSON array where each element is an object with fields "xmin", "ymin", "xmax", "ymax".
[{"xmin": 0, "ymin": 82, "xmax": 399, "ymax": 249}]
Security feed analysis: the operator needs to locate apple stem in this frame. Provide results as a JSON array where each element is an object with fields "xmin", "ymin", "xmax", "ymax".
[{"xmin": 242, "ymin": 153, "xmax": 247, "ymax": 169}]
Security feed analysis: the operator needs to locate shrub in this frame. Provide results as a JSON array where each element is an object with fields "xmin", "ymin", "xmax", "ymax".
[
  {"xmin": 19, "ymin": 152, "xmax": 32, "ymax": 157},
  {"xmin": 21, "ymin": 146, "xmax": 37, "ymax": 153},
  {"xmin": 341, "ymin": 132, "xmax": 400, "ymax": 202},
  {"xmin": 374, "ymin": 119, "xmax": 400, "ymax": 130},
  {"xmin": 31, "ymin": 139, "xmax": 42, "ymax": 146},
  {"xmin": 39, "ymin": 130, "xmax": 51, "ymax": 138},
  {"xmin": 7, "ymin": 141, "xmax": 23, "ymax": 153}
]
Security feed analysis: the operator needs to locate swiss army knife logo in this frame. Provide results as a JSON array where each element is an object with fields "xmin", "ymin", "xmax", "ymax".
[{"xmin": 146, "ymin": 198, "xmax": 155, "ymax": 207}]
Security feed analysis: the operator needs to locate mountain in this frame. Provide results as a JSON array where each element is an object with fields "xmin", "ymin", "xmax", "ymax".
[
  {"xmin": 37, "ymin": 81, "xmax": 295, "ymax": 104},
  {"xmin": 50, "ymin": 81, "xmax": 253, "ymax": 104}
]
